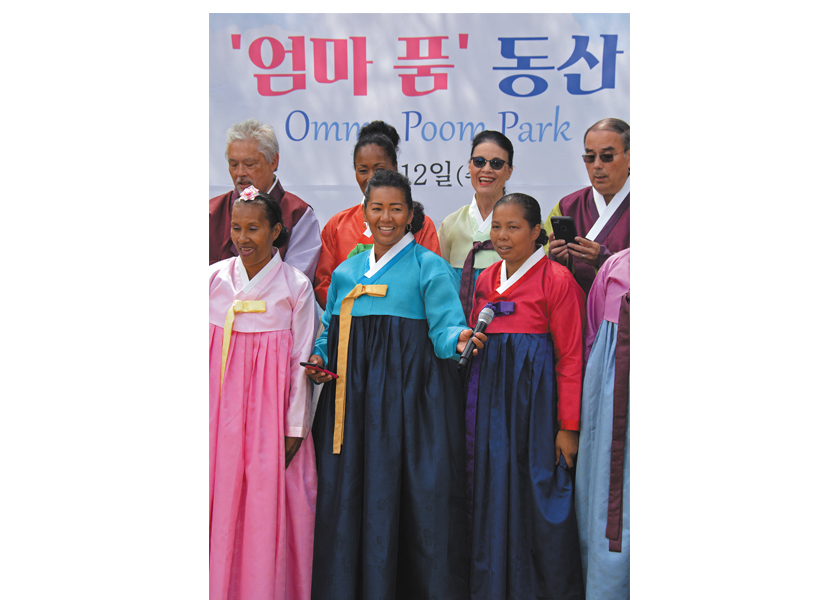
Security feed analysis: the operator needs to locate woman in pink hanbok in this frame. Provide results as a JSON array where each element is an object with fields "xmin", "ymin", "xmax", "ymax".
[{"xmin": 209, "ymin": 186, "xmax": 318, "ymax": 600}]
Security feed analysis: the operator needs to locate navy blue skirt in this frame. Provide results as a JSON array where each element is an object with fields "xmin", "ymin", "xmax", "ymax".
[
  {"xmin": 466, "ymin": 333, "xmax": 583, "ymax": 600},
  {"xmin": 311, "ymin": 315, "xmax": 469, "ymax": 600}
]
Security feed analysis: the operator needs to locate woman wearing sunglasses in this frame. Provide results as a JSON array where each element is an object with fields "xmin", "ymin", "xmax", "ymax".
[
  {"xmin": 544, "ymin": 118, "xmax": 630, "ymax": 295},
  {"xmin": 438, "ymin": 130, "xmax": 514, "ymax": 319}
]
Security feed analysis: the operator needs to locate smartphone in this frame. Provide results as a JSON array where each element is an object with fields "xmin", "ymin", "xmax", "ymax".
[
  {"xmin": 300, "ymin": 361, "xmax": 339, "ymax": 379},
  {"xmin": 550, "ymin": 216, "xmax": 578, "ymax": 246}
]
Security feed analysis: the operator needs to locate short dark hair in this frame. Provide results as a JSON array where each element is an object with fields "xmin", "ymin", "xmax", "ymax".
[
  {"xmin": 233, "ymin": 191, "xmax": 289, "ymax": 248},
  {"xmin": 584, "ymin": 118, "xmax": 630, "ymax": 152},
  {"xmin": 494, "ymin": 193, "xmax": 548, "ymax": 250},
  {"xmin": 470, "ymin": 129, "xmax": 514, "ymax": 167},
  {"xmin": 363, "ymin": 169, "xmax": 426, "ymax": 233},
  {"xmin": 353, "ymin": 120, "xmax": 400, "ymax": 168}
]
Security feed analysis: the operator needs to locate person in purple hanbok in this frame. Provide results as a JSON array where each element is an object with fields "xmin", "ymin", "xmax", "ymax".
[
  {"xmin": 575, "ymin": 248, "xmax": 630, "ymax": 600},
  {"xmin": 545, "ymin": 118, "xmax": 629, "ymax": 295}
]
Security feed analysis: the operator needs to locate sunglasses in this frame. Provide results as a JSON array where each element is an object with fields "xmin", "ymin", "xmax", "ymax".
[
  {"xmin": 470, "ymin": 156, "xmax": 510, "ymax": 170},
  {"xmin": 582, "ymin": 151, "xmax": 625, "ymax": 164}
]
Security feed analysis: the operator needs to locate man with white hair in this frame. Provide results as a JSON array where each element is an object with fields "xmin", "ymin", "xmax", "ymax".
[{"xmin": 209, "ymin": 118, "xmax": 321, "ymax": 281}]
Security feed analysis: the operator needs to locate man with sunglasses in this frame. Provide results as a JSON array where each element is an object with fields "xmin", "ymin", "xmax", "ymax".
[{"xmin": 544, "ymin": 118, "xmax": 630, "ymax": 295}]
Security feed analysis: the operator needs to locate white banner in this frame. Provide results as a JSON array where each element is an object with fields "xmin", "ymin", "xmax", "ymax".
[{"xmin": 209, "ymin": 13, "xmax": 629, "ymax": 226}]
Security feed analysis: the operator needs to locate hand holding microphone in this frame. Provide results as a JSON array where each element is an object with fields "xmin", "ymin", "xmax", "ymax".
[{"xmin": 457, "ymin": 305, "xmax": 494, "ymax": 367}]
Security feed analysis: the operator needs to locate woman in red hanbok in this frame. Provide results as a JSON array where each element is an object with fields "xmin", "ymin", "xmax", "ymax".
[{"xmin": 466, "ymin": 193, "xmax": 586, "ymax": 600}]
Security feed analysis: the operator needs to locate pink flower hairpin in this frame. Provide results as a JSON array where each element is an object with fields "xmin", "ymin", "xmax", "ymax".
[{"xmin": 240, "ymin": 185, "xmax": 259, "ymax": 201}]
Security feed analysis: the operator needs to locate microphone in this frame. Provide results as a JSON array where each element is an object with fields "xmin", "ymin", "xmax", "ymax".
[{"xmin": 459, "ymin": 304, "xmax": 495, "ymax": 367}]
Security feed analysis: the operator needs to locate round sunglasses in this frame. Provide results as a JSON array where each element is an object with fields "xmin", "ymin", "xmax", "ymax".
[{"xmin": 470, "ymin": 156, "xmax": 510, "ymax": 170}]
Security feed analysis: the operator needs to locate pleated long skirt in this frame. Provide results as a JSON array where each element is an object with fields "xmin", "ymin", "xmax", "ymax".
[
  {"xmin": 575, "ymin": 321, "xmax": 630, "ymax": 600},
  {"xmin": 311, "ymin": 315, "xmax": 469, "ymax": 600},
  {"xmin": 209, "ymin": 326, "xmax": 317, "ymax": 600},
  {"xmin": 466, "ymin": 332, "xmax": 583, "ymax": 600}
]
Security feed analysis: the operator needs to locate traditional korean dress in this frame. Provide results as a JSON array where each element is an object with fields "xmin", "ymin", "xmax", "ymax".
[
  {"xmin": 438, "ymin": 196, "xmax": 502, "ymax": 320},
  {"xmin": 313, "ymin": 201, "xmax": 441, "ymax": 308},
  {"xmin": 209, "ymin": 249, "xmax": 318, "ymax": 600},
  {"xmin": 310, "ymin": 233, "xmax": 469, "ymax": 600},
  {"xmin": 575, "ymin": 248, "xmax": 630, "ymax": 600},
  {"xmin": 466, "ymin": 249, "xmax": 586, "ymax": 600},
  {"xmin": 542, "ymin": 179, "xmax": 630, "ymax": 295},
  {"xmin": 209, "ymin": 176, "xmax": 321, "ymax": 281}
]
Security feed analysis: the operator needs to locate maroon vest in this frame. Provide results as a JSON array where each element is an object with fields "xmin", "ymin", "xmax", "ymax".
[
  {"xmin": 559, "ymin": 187, "xmax": 630, "ymax": 295},
  {"xmin": 209, "ymin": 180, "xmax": 311, "ymax": 265}
]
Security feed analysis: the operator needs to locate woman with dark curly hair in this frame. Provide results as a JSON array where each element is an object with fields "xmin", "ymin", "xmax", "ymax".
[
  {"xmin": 305, "ymin": 170, "xmax": 484, "ymax": 600},
  {"xmin": 312, "ymin": 119, "xmax": 441, "ymax": 308}
]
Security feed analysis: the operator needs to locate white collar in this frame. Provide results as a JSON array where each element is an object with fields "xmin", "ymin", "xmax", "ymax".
[
  {"xmin": 587, "ymin": 176, "xmax": 630, "ymax": 240},
  {"xmin": 236, "ymin": 247, "xmax": 281, "ymax": 294},
  {"xmin": 470, "ymin": 195, "xmax": 493, "ymax": 233},
  {"xmin": 365, "ymin": 232, "xmax": 415, "ymax": 278},
  {"xmin": 592, "ymin": 176, "xmax": 630, "ymax": 215},
  {"xmin": 497, "ymin": 247, "xmax": 544, "ymax": 293}
]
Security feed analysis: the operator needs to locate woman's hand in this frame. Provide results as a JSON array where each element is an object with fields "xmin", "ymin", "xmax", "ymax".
[
  {"xmin": 285, "ymin": 436, "xmax": 303, "ymax": 469},
  {"xmin": 555, "ymin": 429, "xmax": 580, "ymax": 467},
  {"xmin": 456, "ymin": 329, "xmax": 487, "ymax": 355},
  {"xmin": 304, "ymin": 354, "xmax": 333, "ymax": 384},
  {"xmin": 566, "ymin": 236, "xmax": 601, "ymax": 267}
]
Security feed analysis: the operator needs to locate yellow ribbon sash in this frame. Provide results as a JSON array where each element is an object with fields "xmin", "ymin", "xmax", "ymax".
[
  {"xmin": 333, "ymin": 284, "xmax": 388, "ymax": 453},
  {"xmin": 220, "ymin": 300, "xmax": 266, "ymax": 388}
]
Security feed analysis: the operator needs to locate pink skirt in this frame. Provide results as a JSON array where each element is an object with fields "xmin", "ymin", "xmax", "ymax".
[{"xmin": 209, "ymin": 324, "xmax": 317, "ymax": 600}]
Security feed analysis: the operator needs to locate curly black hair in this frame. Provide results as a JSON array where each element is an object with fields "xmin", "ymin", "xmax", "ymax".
[
  {"xmin": 363, "ymin": 169, "xmax": 425, "ymax": 234},
  {"xmin": 353, "ymin": 120, "xmax": 400, "ymax": 168}
]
